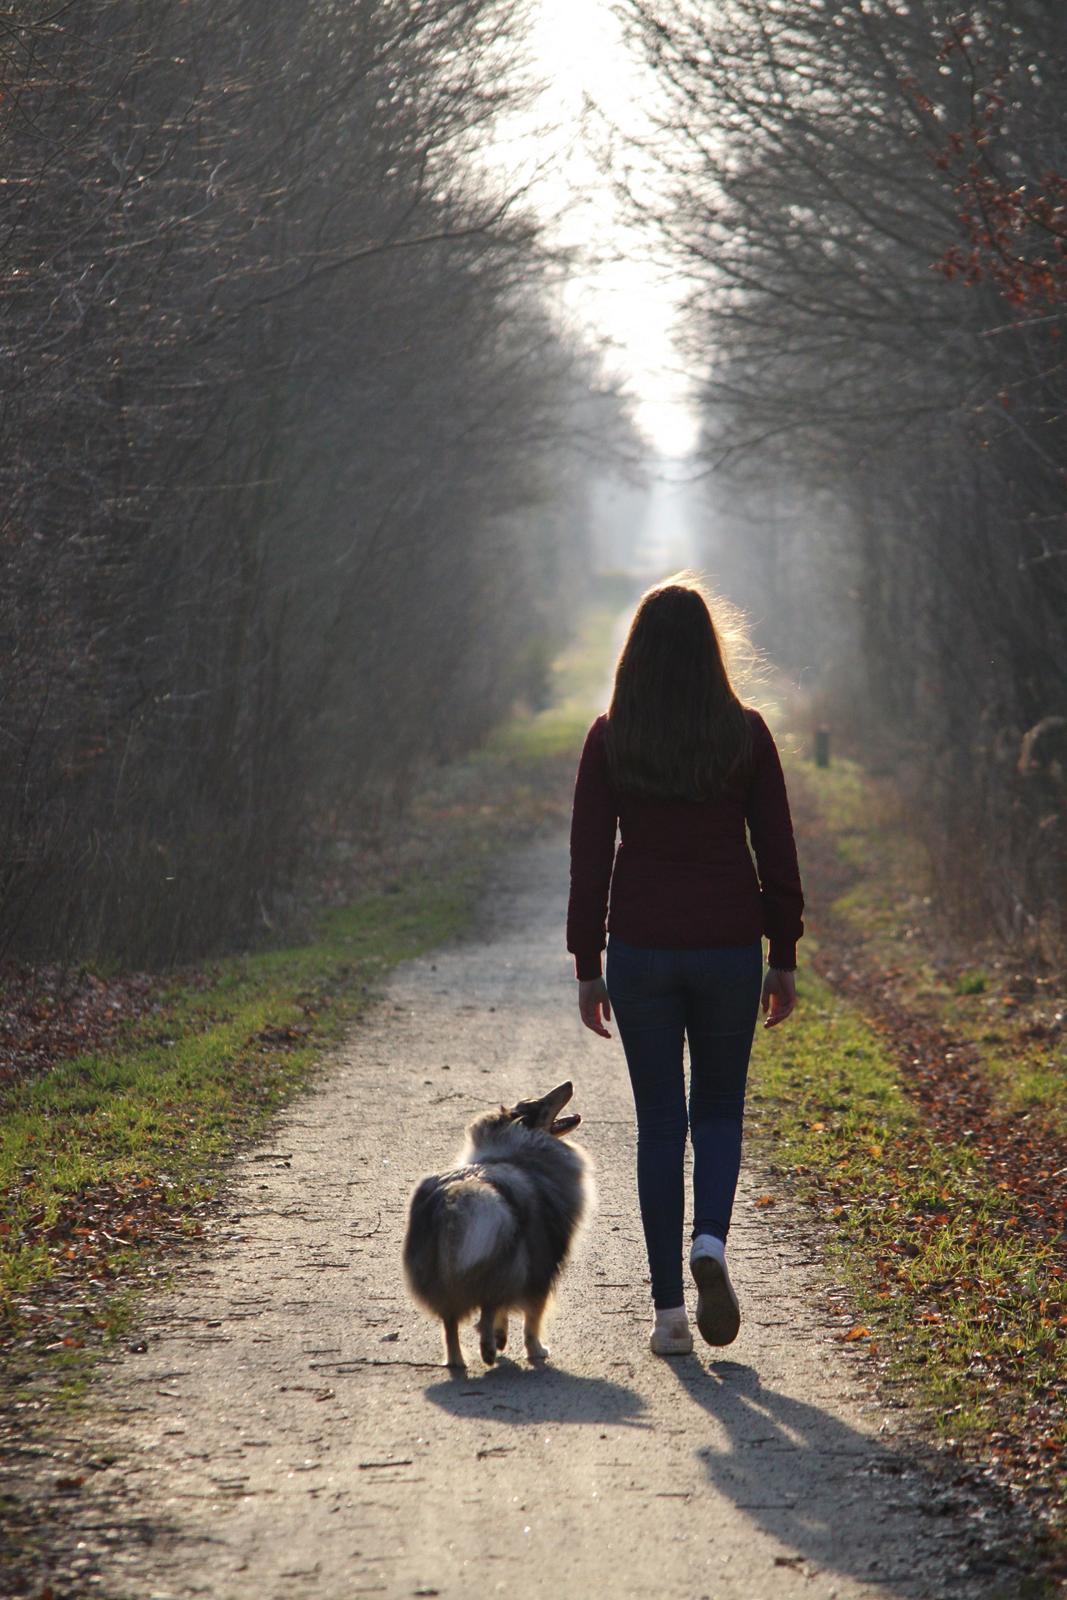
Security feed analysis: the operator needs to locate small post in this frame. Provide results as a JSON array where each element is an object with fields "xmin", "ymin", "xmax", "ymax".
[{"xmin": 814, "ymin": 726, "xmax": 831, "ymax": 768}]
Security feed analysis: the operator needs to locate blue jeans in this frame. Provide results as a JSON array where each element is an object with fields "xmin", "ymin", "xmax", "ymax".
[{"xmin": 605, "ymin": 937, "xmax": 763, "ymax": 1309}]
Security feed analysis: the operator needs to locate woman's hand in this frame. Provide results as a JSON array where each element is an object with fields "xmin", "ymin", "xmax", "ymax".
[
  {"xmin": 578, "ymin": 977, "xmax": 612, "ymax": 1039},
  {"xmin": 761, "ymin": 967, "xmax": 797, "ymax": 1028}
]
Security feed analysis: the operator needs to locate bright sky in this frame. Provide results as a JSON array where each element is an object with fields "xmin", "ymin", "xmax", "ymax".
[{"xmin": 492, "ymin": 0, "xmax": 701, "ymax": 458}]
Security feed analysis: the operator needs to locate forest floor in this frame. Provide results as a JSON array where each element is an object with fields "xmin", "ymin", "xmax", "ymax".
[{"xmin": 1, "ymin": 623, "xmax": 1064, "ymax": 1596}]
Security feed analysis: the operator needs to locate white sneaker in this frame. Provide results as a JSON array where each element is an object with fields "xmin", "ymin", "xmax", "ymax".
[
  {"xmin": 649, "ymin": 1306, "xmax": 693, "ymax": 1356},
  {"xmin": 690, "ymin": 1234, "xmax": 740, "ymax": 1346}
]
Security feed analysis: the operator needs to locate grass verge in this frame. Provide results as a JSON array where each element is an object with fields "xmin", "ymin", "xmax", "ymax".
[
  {"xmin": 1, "ymin": 873, "xmax": 478, "ymax": 1372},
  {"xmin": 747, "ymin": 742, "xmax": 1067, "ymax": 1568},
  {"xmin": 750, "ymin": 976, "xmax": 1065, "ymax": 1446},
  {"xmin": 795, "ymin": 753, "xmax": 1067, "ymax": 1136}
]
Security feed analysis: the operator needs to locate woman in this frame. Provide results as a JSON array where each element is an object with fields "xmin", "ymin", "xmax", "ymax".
[{"xmin": 567, "ymin": 578, "xmax": 803, "ymax": 1356}]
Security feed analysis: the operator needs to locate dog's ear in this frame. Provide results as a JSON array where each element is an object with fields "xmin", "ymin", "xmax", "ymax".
[{"xmin": 508, "ymin": 1084, "xmax": 574, "ymax": 1130}]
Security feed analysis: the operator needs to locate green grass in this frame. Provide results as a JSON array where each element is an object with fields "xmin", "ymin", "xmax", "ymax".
[
  {"xmin": 0, "ymin": 867, "xmax": 482, "ymax": 1331},
  {"xmin": 486, "ymin": 600, "xmax": 623, "ymax": 763},
  {"xmin": 796, "ymin": 753, "xmax": 872, "ymax": 835},
  {"xmin": 956, "ymin": 970, "xmax": 989, "ymax": 996},
  {"xmin": 792, "ymin": 752, "xmax": 1067, "ymax": 1135},
  {"xmin": 755, "ymin": 739, "xmax": 1067, "ymax": 1556},
  {"xmin": 749, "ymin": 968, "xmax": 1067, "ymax": 1448},
  {"xmin": 983, "ymin": 1048, "xmax": 1067, "ymax": 1127}
]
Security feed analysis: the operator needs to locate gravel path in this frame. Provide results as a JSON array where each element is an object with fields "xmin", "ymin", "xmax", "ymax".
[{"xmin": 64, "ymin": 837, "xmax": 1010, "ymax": 1599}]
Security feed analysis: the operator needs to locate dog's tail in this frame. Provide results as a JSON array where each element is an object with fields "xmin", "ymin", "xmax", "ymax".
[
  {"xmin": 453, "ymin": 1185, "xmax": 515, "ymax": 1274},
  {"xmin": 404, "ymin": 1174, "xmax": 517, "ymax": 1288}
]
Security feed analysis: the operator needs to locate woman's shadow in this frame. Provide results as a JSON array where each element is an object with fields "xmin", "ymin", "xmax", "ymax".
[{"xmin": 670, "ymin": 1358, "xmax": 1013, "ymax": 1597}]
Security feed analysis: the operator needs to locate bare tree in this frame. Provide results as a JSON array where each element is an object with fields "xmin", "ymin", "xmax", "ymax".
[
  {"xmin": 0, "ymin": 0, "xmax": 634, "ymax": 964},
  {"xmin": 621, "ymin": 0, "xmax": 1067, "ymax": 951}
]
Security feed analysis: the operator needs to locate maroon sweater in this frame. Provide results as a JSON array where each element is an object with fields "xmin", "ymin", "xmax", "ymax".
[{"xmin": 566, "ymin": 710, "xmax": 804, "ymax": 980}]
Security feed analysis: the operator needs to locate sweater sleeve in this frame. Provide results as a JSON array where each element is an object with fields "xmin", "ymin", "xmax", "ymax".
[
  {"xmin": 566, "ymin": 717, "xmax": 618, "ymax": 980},
  {"xmin": 745, "ymin": 712, "xmax": 805, "ymax": 970}
]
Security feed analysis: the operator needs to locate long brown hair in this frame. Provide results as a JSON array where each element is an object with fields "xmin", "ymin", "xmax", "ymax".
[{"xmin": 604, "ymin": 578, "xmax": 751, "ymax": 802}]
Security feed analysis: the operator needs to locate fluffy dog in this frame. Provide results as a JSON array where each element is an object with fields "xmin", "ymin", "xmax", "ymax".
[{"xmin": 402, "ymin": 1081, "xmax": 591, "ymax": 1368}]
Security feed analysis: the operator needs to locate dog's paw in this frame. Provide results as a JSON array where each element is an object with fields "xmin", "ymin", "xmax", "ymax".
[
  {"xmin": 479, "ymin": 1333, "xmax": 498, "ymax": 1367},
  {"xmin": 525, "ymin": 1337, "xmax": 550, "ymax": 1364}
]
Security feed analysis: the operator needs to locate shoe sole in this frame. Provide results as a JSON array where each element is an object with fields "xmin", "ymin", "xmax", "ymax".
[
  {"xmin": 649, "ymin": 1331, "xmax": 694, "ymax": 1357},
  {"xmin": 691, "ymin": 1254, "xmax": 740, "ymax": 1346}
]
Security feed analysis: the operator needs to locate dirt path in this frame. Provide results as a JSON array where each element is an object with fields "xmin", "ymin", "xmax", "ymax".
[{"xmin": 57, "ymin": 837, "xmax": 1011, "ymax": 1599}]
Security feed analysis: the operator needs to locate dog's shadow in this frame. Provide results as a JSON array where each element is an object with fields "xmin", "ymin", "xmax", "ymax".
[{"xmin": 425, "ymin": 1358, "xmax": 649, "ymax": 1429}]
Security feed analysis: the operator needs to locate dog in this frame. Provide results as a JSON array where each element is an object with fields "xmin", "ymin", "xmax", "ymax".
[{"xmin": 402, "ymin": 1081, "xmax": 591, "ymax": 1368}]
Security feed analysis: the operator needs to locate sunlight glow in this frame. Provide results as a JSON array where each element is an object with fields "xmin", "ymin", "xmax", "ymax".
[{"xmin": 492, "ymin": 0, "xmax": 701, "ymax": 458}]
